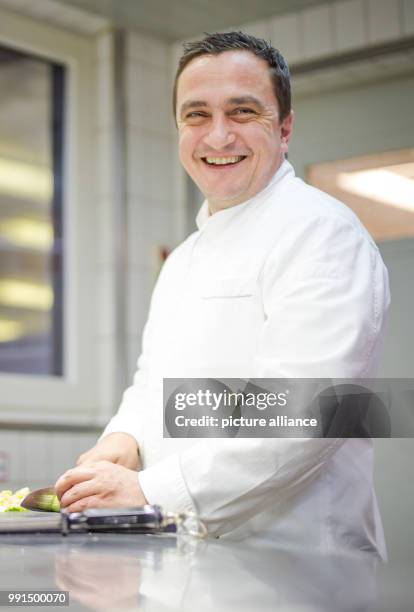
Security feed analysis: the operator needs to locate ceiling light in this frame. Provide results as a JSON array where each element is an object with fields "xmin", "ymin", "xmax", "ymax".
[
  {"xmin": 0, "ymin": 319, "xmax": 25, "ymax": 343},
  {"xmin": 337, "ymin": 168, "xmax": 414, "ymax": 212},
  {"xmin": 0, "ymin": 218, "xmax": 54, "ymax": 250},
  {"xmin": 0, "ymin": 279, "xmax": 53, "ymax": 311},
  {"xmin": 0, "ymin": 157, "xmax": 53, "ymax": 203}
]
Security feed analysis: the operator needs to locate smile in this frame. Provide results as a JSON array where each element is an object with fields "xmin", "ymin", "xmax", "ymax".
[{"xmin": 202, "ymin": 156, "xmax": 247, "ymax": 166}]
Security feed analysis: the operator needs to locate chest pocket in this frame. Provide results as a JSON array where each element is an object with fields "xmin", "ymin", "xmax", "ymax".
[{"xmin": 200, "ymin": 276, "xmax": 257, "ymax": 299}]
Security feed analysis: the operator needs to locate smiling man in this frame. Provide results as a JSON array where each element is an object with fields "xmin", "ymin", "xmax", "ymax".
[
  {"xmin": 175, "ymin": 48, "xmax": 292, "ymax": 212},
  {"xmin": 55, "ymin": 32, "xmax": 390, "ymax": 557}
]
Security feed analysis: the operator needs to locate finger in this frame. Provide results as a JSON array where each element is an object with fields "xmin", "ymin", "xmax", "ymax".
[
  {"xmin": 64, "ymin": 494, "xmax": 104, "ymax": 513},
  {"xmin": 60, "ymin": 479, "xmax": 101, "ymax": 509},
  {"xmin": 54, "ymin": 467, "xmax": 96, "ymax": 499},
  {"xmin": 76, "ymin": 452, "xmax": 90, "ymax": 466}
]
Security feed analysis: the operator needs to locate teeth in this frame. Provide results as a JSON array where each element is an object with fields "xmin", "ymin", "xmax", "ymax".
[{"xmin": 204, "ymin": 156, "xmax": 244, "ymax": 165}]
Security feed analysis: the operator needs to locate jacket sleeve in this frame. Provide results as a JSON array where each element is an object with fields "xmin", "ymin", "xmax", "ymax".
[
  {"xmin": 99, "ymin": 281, "xmax": 159, "ymax": 444},
  {"xmin": 99, "ymin": 324, "xmax": 151, "ymax": 444},
  {"xmin": 139, "ymin": 215, "xmax": 390, "ymax": 534}
]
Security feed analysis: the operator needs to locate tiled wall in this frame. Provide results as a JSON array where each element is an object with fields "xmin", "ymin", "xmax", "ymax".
[
  {"xmin": 0, "ymin": 430, "xmax": 99, "ymax": 491},
  {"xmin": 232, "ymin": 0, "xmax": 414, "ymax": 64},
  {"xmin": 125, "ymin": 32, "xmax": 178, "ymax": 379}
]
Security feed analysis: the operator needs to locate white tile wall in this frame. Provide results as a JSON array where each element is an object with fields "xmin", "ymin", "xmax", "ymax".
[
  {"xmin": 126, "ymin": 32, "xmax": 168, "ymax": 69},
  {"xmin": 95, "ymin": 264, "xmax": 117, "ymax": 337},
  {"xmin": 0, "ymin": 432, "xmax": 25, "ymax": 486},
  {"xmin": 95, "ymin": 58, "xmax": 115, "ymax": 129},
  {"xmin": 127, "ymin": 129, "xmax": 174, "ymax": 201},
  {"xmin": 95, "ymin": 128, "xmax": 116, "ymax": 198},
  {"xmin": 239, "ymin": 19, "xmax": 272, "ymax": 40},
  {"xmin": 269, "ymin": 13, "xmax": 303, "ymax": 64},
  {"xmin": 95, "ymin": 29, "xmax": 114, "ymax": 62},
  {"xmin": 95, "ymin": 336, "xmax": 120, "ymax": 415},
  {"xmin": 366, "ymin": 0, "xmax": 401, "ymax": 44},
  {"xmin": 302, "ymin": 4, "xmax": 335, "ymax": 60},
  {"xmin": 0, "ymin": 0, "xmax": 108, "ymax": 34},
  {"xmin": 127, "ymin": 63, "xmax": 172, "ymax": 136},
  {"xmin": 127, "ymin": 268, "xmax": 150, "ymax": 337},
  {"xmin": 239, "ymin": 0, "xmax": 406, "ymax": 68},
  {"xmin": 95, "ymin": 196, "xmax": 116, "ymax": 267},
  {"xmin": 0, "ymin": 430, "xmax": 101, "ymax": 490},
  {"xmin": 334, "ymin": 0, "xmax": 367, "ymax": 52},
  {"xmin": 124, "ymin": 31, "xmax": 176, "ymax": 395},
  {"xmin": 402, "ymin": 0, "xmax": 414, "ymax": 35},
  {"xmin": 127, "ymin": 336, "xmax": 141, "ymax": 381},
  {"xmin": 49, "ymin": 432, "xmax": 79, "ymax": 479}
]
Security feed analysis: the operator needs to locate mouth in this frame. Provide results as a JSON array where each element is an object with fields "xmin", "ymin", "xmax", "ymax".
[{"xmin": 201, "ymin": 155, "xmax": 247, "ymax": 168}]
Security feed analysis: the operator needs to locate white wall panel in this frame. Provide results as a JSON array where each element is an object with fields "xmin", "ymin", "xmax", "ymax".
[
  {"xmin": 269, "ymin": 13, "xmax": 303, "ymax": 64},
  {"xmin": 96, "ymin": 128, "xmax": 116, "ymax": 198},
  {"xmin": 49, "ymin": 432, "xmax": 77, "ymax": 480},
  {"xmin": 23, "ymin": 431, "xmax": 50, "ymax": 485},
  {"xmin": 127, "ymin": 336, "xmax": 141, "ymax": 381},
  {"xmin": 95, "ymin": 336, "xmax": 119, "ymax": 416},
  {"xmin": 0, "ymin": 432, "xmax": 25, "ymax": 486},
  {"xmin": 126, "ymin": 32, "xmax": 168, "ymax": 69},
  {"xmin": 302, "ymin": 4, "xmax": 334, "ymax": 60},
  {"xmin": 124, "ymin": 31, "xmax": 175, "ymax": 399},
  {"xmin": 95, "ymin": 265, "xmax": 117, "ymax": 337},
  {"xmin": 127, "ymin": 268, "xmax": 150, "ymax": 337},
  {"xmin": 95, "ymin": 196, "xmax": 116, "ymax": 267},
  {"xmin": 239, "ymin": 19, "xmax": 272, "ymax": 41},
  {"xmin": 334, "ymin": 0, "xmax": 367, "ymax": 52},
  {"xmin": 367, "ymin": 0, "xmax": 401, "ymax": 44},
  {"xmin": 95, "ymin": 58, "xmax": 115, "ymax": 129},
  {"xmin": 402, "ymin": 0, "xmax": 414, "ymax": 35}
]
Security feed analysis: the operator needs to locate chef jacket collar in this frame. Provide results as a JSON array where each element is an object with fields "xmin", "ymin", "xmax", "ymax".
[{"xmin": 195, "ymin": 159, "xmax": 294, "ymax": 231}]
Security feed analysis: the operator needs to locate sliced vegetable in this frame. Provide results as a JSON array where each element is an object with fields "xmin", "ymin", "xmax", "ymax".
[{"xmin": 0, "ymin": 487, "xmax": 30, "ymax": 512}]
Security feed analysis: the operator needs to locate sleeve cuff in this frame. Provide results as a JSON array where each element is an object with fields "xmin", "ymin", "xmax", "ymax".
[
  {"xmin": 138, "ymin": 454, "xmax": 196, "ymax": 514},
  {"xmin": 98, "ymin": 417, "xmax": 141, "ymax": 444}
]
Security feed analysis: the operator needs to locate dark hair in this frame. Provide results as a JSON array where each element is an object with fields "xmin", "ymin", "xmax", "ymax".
[{"xmin": 173, "ymin": 31, "xmax": 291, "ymax": 122}]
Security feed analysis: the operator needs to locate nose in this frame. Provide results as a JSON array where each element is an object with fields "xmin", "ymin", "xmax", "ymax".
[{"xmin": 203, "ymin": 113, "xmax": 236, "ymax": 150}]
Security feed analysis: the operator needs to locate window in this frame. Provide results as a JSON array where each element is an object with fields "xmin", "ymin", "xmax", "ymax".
[
  {"xmin": 0, "ymin": 9, "xmax": 100, "ymax": 423},
  {"xmin": 307, "ymin": 149, "xmax": 414, "ymax": 242},
  {"xmin": 0, "ymin": 44, "xmax": 65, "ymax": 376}
]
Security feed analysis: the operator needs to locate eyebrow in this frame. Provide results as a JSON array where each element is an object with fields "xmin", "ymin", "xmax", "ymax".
[
  {"xmin": 179, "ymin": 100, "xmax": 207, "ymax": 115},
  {"xmin": 179, "ymin": 95, "xmax": 265, "ymax": 116},
  {"xmin": 227, "ymin": 96, "xmax": 264, "ymax": 110}
]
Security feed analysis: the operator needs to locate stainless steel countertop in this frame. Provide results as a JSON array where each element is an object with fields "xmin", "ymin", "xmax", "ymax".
[{"xmin": 0, "ymin": 519, "xmax": 413, "ymax": 611}]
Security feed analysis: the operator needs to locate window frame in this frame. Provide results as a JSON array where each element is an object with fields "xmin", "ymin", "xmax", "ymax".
[{"xmin": 0, "ymin": 8, "xmax": 103, "ymax": 424}]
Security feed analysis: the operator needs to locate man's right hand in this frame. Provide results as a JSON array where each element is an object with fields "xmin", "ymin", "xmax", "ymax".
[{"xmin": 76, "ymin": 432, "xmax": 141, "ymax": 470}]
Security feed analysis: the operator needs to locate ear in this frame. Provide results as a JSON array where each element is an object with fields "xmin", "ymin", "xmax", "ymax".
[{"xmin": 280, "ymin": 110, "xmax": 294, "ymax": 153}]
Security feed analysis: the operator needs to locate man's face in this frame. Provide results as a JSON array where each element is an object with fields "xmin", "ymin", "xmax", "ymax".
[{"xmin": 176, "ymin": 50, "xmax": 293, "ymax": 213}]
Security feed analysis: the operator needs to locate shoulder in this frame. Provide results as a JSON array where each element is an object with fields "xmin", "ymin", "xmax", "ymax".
[
  {"xmin": 262, "ymin": 174, "xmax": 379, "ymax": 259},
  {"xmin": 277, "ymin": 175, "xmax": 369, "ymax": 235},
  {"xmin": 260, "ymin": 175, "xmax": 387, "ymax": 282}
]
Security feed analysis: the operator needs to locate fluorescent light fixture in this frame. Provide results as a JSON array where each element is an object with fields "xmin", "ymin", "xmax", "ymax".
[
  {"xmin": 337, "ymin": 168, "xmax": 414, "ymax": 212},
  {"xmin": 0, "ymin": 319, "xmax": 24, "ymax": 343},
  {"xmin": 0, "ymin": 157, "xmax": 53, "ymax": 203},
  {"xmin": 0, "ymin": 218, "xmax": 53, "ymax": 250},
  {"xmin": 0, "ymin": 279, "xmax": 53, "ymax": 311}
]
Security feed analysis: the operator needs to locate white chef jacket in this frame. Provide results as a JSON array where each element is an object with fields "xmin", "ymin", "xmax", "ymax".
[{"xmin": 102, "ymin": 160, "xmax": 390, "ymax": 558}]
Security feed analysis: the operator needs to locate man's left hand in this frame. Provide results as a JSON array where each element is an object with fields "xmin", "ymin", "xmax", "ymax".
[{"xmin": 54, "ymin": 460, "xmax": 148, "ymax": 512}]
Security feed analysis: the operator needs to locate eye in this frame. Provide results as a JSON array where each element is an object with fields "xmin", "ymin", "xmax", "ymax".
[
  {"xmin": 185, "ymin": 111, "xmax": 208, "ymax": 119},
  {"xmin": 232, "ymin": 107, "xmax": 256, "ymax": 115}
]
